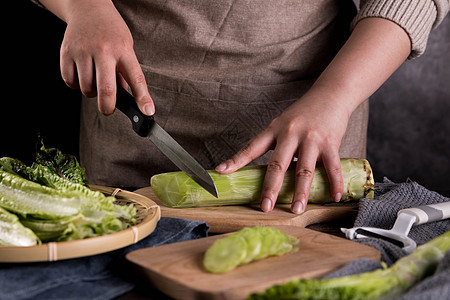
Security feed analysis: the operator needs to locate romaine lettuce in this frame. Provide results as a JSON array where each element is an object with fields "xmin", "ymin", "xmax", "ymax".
[
  {"xmin": 0, "ymin": 141, "xmax": 136, "ymax": 245},
  {"xmin": 0, "ymin": 207, "xmax": 40, "ymax": 246},
  {"xmin": 35, "ymin": 138, "xmax": 88, "ymax": 186}
]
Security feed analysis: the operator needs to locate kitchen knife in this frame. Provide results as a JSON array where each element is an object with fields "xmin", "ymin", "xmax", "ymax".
[{"xmin": 115, "ymin": 84, "xmax": 218, "ymax": 198}]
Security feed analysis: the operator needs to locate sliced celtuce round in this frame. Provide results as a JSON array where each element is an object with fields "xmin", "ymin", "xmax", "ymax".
[
  {"xmin": 203, "ymin": 234, "xmax": 248, "ymax": 273},
  {"xmin": 203, "ymin": 226, "xmax": 299, "ymax": 273}
]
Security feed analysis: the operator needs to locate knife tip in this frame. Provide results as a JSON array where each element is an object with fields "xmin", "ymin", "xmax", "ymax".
[{"xmin": 209, "ymin": 187, "xmax": 219, "ymax": 198}]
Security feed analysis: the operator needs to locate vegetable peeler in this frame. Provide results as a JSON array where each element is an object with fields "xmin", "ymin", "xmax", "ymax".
[{"xmin": 341, "ymin": 201, "xmax": 450, "ymax": 253}]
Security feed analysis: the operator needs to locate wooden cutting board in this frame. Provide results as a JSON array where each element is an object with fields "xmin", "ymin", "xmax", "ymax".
[
  {"xmin": 126, "ymin": 225, "xmax": 380, "ymax": 300},
  {"xmin": 134, "ymin": 187, "xmax": 358, "ymax": 233}
]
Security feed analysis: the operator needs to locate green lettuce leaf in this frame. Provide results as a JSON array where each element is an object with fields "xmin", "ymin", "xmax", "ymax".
[
  {"xmin": 0, "ymin": 139, "xmax": 136, "ymax": 244},
  {"xmin": 0, "ymin": 170, "xmax": 81, "ymax": 219},
  {"xmin": 0, "ymin": 206, "xmax": 40, "ymax": 246},
  {"xmin": 0, "ymin": 157, "xmax": 29, "ymax": 177},
  {"xmin": 35, "ymin": 138, "xmax": 88, "ymax": 186}
]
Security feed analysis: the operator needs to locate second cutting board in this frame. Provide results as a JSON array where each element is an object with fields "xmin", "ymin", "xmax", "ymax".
[
  {"xmin": 134, "ymin": 187, "xmax": 358, "ymax": 233},
  {"xmin": 126, "ymin": 226, "xmax": 380, "ymax": 300}
]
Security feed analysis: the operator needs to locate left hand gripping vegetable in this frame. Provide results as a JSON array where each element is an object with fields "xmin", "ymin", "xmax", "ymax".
[{"xmin": 203, "ymin": 226, "xmax": 300, "ymax": 273}]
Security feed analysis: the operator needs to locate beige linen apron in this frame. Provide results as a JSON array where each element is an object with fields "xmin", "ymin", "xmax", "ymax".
[{"xmin": 80, "ymin": 0, "xmax": 368, "ymax": 188}]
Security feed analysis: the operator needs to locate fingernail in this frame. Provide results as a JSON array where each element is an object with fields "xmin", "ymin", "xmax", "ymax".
[
  {"xmin": 143, "ymin": 103, "xmax": 154, "ymax": 116},
  {"xmin": 215, "ymin": 162, "xmax": 227, "ymax": 172},
  {"xmin": 334, "ymin": 193, "xmax": 342, "ymax": 202},
  {"xmin": 261, "ymin": 198, "xmax": 272, "ymax": 212},
  {"xmin": 291, "ymin": 201, "xmax": 304, "ymax": 214}
]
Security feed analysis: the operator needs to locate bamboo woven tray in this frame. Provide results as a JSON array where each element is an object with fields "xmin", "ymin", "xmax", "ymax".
[{"xmin": 0, "ymin": 185, "xmax": 160, "ymax": 263}]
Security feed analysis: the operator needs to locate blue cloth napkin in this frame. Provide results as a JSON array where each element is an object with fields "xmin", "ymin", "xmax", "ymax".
[{"xmin": 0, "ymin": 217, "xmax": 209, "ymax": 300}]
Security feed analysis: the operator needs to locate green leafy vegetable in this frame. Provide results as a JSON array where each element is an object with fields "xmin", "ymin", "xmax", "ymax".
[
  {"xmin": 0, "ymin": 157, "xmax": 29, "ymax": 177},
  {"xmin": 204, "ymin": 226, "xmax": 300, "ymax": 273},
  {"xmin": 248, "ymin": 231, "xmax": 450, "ymax": 300},
  {"xmin": 20, "ymin": 217, "xmax": 71, "ymax": 242},
  {"xmin": 0, "ymin": 170, "xmax": 81, "ymax": 219},
  {"xmin": 35, "ymin": 138, "xmax": 88, "ymax": 186},
  {"xmin": 0, "ymin": 207, "xmax": 40, "ymax": 246},
  {"xmin": 0, "ymin": 141, "xmax": 136, "ymax": 245}
]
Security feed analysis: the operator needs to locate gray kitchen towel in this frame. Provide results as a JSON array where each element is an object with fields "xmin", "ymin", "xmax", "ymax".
[
  {"xmin": 0, "ymin": 217, "xmax": 209, "ymax": 300},
  {"xmin": 355, "ymin": 178, "xmax": 450, "ymax": 265},
  {"xmin": 326, "ymin": 178, "xmax": 450, "ymax": 299}
]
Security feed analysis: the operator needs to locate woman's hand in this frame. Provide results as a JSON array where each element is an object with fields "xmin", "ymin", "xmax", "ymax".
[
  {"xmin": 216, "ymin": 90, "xmax": 351, "ymax": 214},
  {"xmin": 40, "ymin": 0, "xmax": 154, "ymax": 116},
  {"xmin": 216, "ymin": 17, "xmax": 411, "ymax": 214}
]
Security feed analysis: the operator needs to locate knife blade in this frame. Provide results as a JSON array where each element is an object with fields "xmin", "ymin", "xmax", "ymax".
[{"xmin": 115, "ymin": 84, "xmax": 218, "ymax": 198}]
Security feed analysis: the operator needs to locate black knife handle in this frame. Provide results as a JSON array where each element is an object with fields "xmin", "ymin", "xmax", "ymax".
[{"xmin": 115, "ymin": 84, "xmax": 154, "ymax": 137}]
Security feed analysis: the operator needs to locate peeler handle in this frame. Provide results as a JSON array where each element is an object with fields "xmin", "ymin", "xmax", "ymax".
[{"xmin": 399, "ymin": 201, "xmax": 450, "ymax": 225}]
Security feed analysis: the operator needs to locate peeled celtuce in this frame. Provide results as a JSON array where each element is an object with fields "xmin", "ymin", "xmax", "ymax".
[{"xmin": 151, "ymin": 158, "xmax": 374, "ymax": 208}]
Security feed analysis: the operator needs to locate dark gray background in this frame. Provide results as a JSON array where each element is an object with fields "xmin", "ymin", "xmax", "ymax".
[
  {"xmin": 367, "ymin": 15, "xmax": 450, "ymax": 192},
  {"xmin": 3, "ymin": 2, "xmax": 449, "ymax": 193}
]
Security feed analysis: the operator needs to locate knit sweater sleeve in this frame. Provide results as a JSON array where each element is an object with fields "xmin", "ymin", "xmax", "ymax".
[{"xmin": 353, "ymin": 0, "xmax": 450, "ymax": 58}]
